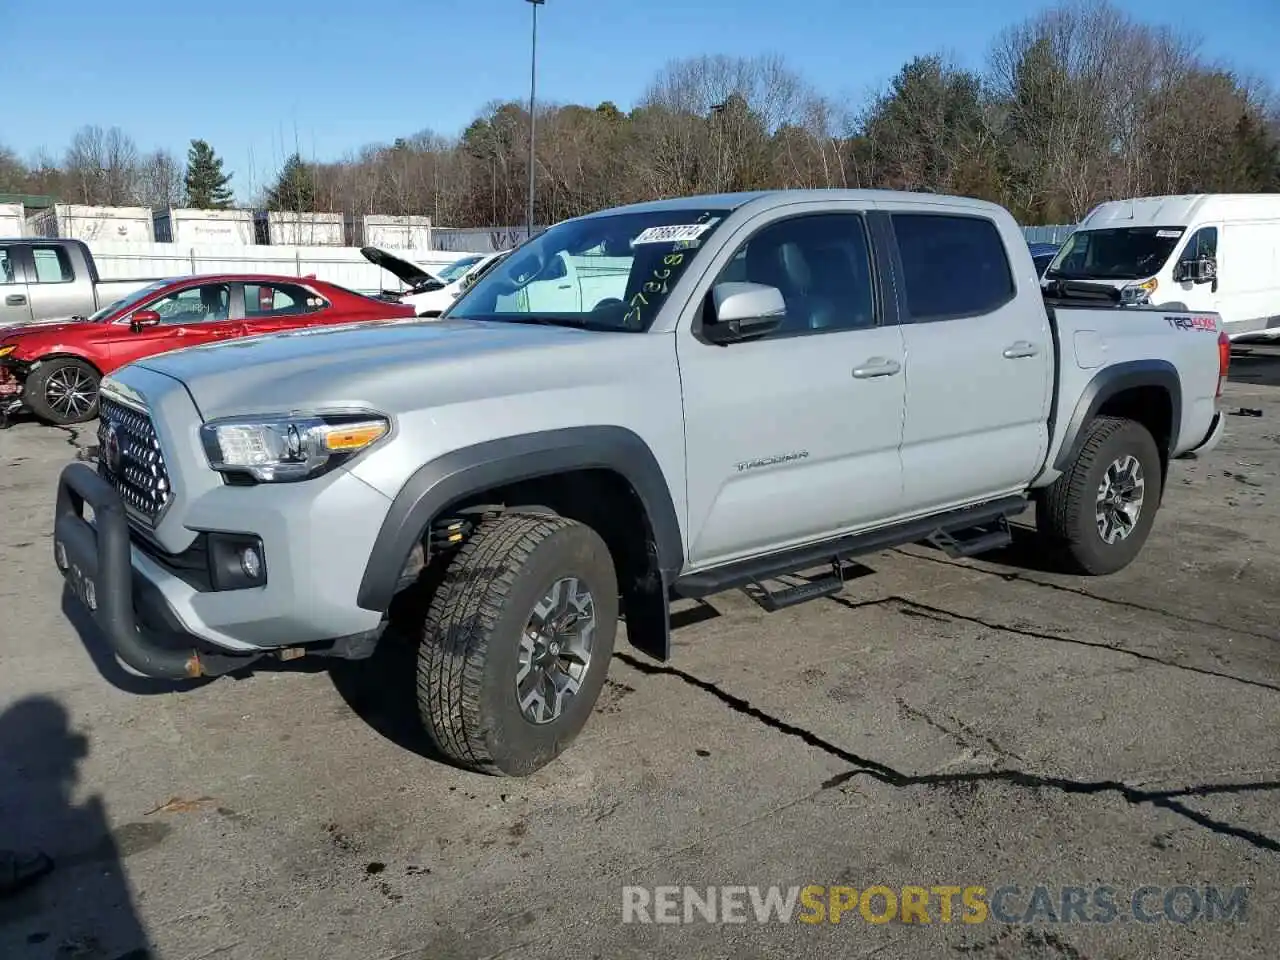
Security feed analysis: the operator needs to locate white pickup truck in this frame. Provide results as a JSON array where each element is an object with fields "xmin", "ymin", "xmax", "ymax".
[{"xmin": 55, "ymin": 189, "xmax": 1230, "ymax": 776}]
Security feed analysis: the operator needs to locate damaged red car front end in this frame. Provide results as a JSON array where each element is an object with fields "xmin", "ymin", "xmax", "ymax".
[{"xmin": 0, "ymin": 352, "xmax": 27, "ymax": 425}]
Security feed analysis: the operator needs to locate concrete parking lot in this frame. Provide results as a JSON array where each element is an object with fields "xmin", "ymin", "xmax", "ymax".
[{"xmin": 2, "ymin": 361, "xmax": 1279, "ymax": 960}]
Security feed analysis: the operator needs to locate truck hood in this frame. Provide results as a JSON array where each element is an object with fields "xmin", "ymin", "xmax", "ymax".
[
  {"xmin": 359, "ymin": 246, "xmax": 443, "ymax": 289},
  {"xmin": 131, "ymin": 317, "xmax": 607, "ymax": 418}
]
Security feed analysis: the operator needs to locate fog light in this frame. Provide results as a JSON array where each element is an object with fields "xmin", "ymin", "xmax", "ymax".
[
  {"xmin": 239, "ymin": 547, "xmax": 262, "ymax": 579},
  {"xmin": 55, "ymin": 541, "xmax": 67, "ymax": 570}
]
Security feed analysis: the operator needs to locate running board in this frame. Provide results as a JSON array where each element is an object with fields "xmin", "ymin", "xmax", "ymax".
[
  {"xmin": 672, "ymin": 495, "xmax": 1029, "ymax": 601},
  {"xmin": 927, "ymin": 518, "xmax": 1013, "ymax": 558},
  {"xmin": 750, "ymin": 560, "xmax": 846, "ymax": 612}
]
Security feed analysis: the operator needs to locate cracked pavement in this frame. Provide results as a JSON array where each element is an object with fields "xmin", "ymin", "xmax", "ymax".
[{"xmin": 2, "ymin": 365, "xmax": 1279, "ymax": 959}]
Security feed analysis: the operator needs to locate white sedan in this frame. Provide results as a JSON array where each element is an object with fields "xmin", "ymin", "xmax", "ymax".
[{"xmin": 361, "ymin": 247, "xmax": 509, "ymax": 317}]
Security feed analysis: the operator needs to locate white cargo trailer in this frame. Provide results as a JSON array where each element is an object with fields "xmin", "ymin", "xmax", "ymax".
[
  {"xmin": 362, "ymin": 214, "xmax": 432, "ymax": 250},
  {"xmin": 253, "ymin": 211, "xmax": 345, "ymax": 246},
  {"xmin": 0, "ymin": 203, "xmax": 25, "ymax": 236},
  {"xmin": 27, "ymin": 203, "xmax": 155, "ymax": 242},
  {"xmin": 154, "ymin": 208, "xmax": 256, "ymax": 245}
]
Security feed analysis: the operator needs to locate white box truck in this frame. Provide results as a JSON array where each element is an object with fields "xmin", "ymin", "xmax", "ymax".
[
  {"xmin": 27, "ymin": 204, "xmax": 155, "ymax": 243},
  {"xmin": 153, "ymin": 208, "xmax": 256, "ymax": 245},
  {"xmin": 362, "ymin": 215, "xmax": 432, "ymax": 250},
  {"xmin": 1043, "ymin": 193, "xmax": 1280, "ymax": 340},
  {"xmin": 0, "ymin": 203, "xmax": 25, "ymax": 236},
  {"xmin": 253, "ymin": 211, "xmax": 345, "ymax": 246}
]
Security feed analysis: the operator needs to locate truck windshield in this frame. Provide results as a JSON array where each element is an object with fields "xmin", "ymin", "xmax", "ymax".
[
  {"xmin": 447, "ymin": 209, "xmax": 731, "ymax": 332},
  {"xmin": 87, "ymin": 280, "xmax": 171, "ymax": 322},
  {"xmin": 1045, "ymin": 227, "xmax": 1184, "ymax": 281}
]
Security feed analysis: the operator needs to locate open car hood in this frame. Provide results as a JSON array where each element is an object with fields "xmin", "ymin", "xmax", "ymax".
[{"xmin": 359, "ymin": 246, "xmax": 444, "ymax": 289}]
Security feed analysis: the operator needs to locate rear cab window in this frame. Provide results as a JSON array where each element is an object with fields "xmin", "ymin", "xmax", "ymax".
[
  {"xmin": 30, "ymin": 245, "xmax": 75, "ymax": 284},
  {"xmin": 891, "ymin": 214, "xmax": 1015, "ymax": 320}
]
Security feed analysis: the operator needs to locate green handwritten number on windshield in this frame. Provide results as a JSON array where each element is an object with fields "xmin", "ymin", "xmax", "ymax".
[{"xmin": 624, "ymin": 251, "xmax": 689, "ymax": 329}]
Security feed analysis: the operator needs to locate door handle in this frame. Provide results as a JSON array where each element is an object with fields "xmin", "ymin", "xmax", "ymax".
[
  {"xmin": 1003, "ymin": 341, "xmax": 1040, "ymax": 359},
  {"xmin": 852, "ymin": 357, "xmax": 901, "ymax": 379},
  {"xmin": 4, "ymin": 294, "xmax": 26, "ymax": 306}
]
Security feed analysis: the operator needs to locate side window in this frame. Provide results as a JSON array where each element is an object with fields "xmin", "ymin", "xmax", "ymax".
[
  {"xmin": 148, "ymin": 284, "xmax": 232, "ymax": 324},
  {"xmin": 1180, "ymin": 227, "xmax": 1218, "ymax": 263},
  {"xmin": 712, "ymin": 213, "xmax": 877, "ymax": 336},
  {"xmin": 0, "ymin": 246, "xmax": 18, "ymax": 285},
  {"xmin": 892, "ymin": 214, "xmax": 1015, "ymax": 321},
  {"xmin": 244, "ymin": 283, "xmax": 327, "ymax": 317},
  {"xmin": 30, "ymin": 246, "xmax": 75, "ymax": 284}
]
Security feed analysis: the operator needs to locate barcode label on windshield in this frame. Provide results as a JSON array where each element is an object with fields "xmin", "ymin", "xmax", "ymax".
[
  {"xmin": 1156, "ymin": 229, "xmax": 1183, "ymax": 238},
  {"xmin": 634, "ymin": 224, "xmax": 713, "ymax": 245}
]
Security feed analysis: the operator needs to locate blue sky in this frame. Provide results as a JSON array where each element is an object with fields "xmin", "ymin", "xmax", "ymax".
[{"xmin": 4, "ymin": 0, "xmax": 1276, "ymax": 202}]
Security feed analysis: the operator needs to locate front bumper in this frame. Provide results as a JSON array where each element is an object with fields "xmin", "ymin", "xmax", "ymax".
[
  {"xmin": 54, "ymin": 460, "xmax": 392, "ymax": 679},
  {"xmin": 54, "ymin": 462, "xmax": 260, "ymax": 678}
]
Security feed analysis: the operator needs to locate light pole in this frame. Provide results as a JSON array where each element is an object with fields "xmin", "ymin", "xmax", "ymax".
[{"xmin": 526, "ymin": 0, "xmax": 544, "ymax": 240}]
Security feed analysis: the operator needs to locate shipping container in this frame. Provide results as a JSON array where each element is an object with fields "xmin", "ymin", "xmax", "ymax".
[
  {"xmin": 154, "ymin": 208, "xmax": 256, "ymax": 245},
  {"xmin": 362, "ymin": 215, "xmax": 432, "ymax": 250},
  {"xmin": 0, "ymin": 203, "xmax": 25, "ymax": 236},
  {"xmin": 253, "ymin": 211, "xmax": 346, "ymax": 246},
  {"xmin": 27, "ymin": 203, "xmax": 155, "ymax": 242}
]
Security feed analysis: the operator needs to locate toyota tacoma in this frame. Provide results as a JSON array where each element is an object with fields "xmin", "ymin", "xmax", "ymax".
[{"xmin": 54, "ymin": 189, "xmax": 1230, "ymax": 776}]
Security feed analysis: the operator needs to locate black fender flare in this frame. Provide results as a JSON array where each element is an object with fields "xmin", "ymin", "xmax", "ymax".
[
  {"xmin": 1052, "ymin": 359, "xmax": 1182, "ymax": 473},
  {"xmin": 356, "ymin": 426, "xmax": 685, "ymax": 613}
]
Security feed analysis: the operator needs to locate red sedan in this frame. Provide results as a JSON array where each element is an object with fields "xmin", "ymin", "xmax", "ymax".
[{"xmin": 0, "ymin": 274, "xmax": 415, "ymax": 425}]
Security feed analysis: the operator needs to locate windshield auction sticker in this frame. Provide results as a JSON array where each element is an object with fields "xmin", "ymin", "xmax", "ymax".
[{"xmin": 633, "ymin": 223, "xmax": 714, "ymax": 245}]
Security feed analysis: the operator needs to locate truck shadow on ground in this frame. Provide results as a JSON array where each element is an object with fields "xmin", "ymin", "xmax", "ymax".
[
  {"xmin": 0, "ymin": 696, "xmax": 152, "ymax": 959},
  {"xmin": 1229, "ymin": 345, "xmax": 1280, "ymax": 388},
  {"xmin": 61, "ymin": 588, "xmax": 335, "ymax": 696}
]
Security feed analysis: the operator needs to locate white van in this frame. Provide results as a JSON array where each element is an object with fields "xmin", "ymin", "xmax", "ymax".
[{"xmin": 1043, "ymin": 194, "xmax": 1280, "ymax": 340}]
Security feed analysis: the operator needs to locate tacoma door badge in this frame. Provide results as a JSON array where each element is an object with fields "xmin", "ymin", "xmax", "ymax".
[{"xmin": 735, "ymin": 451, "xmax": 810, "ymax": 473}]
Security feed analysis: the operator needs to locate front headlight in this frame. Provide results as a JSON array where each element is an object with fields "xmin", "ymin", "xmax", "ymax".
[
  {"xmin": 0, "ymin": 345, "xmax": 15, "ymax": 358},
  {"xmin": 200, "ymin": 411, "xmax": 390, "ymax": 482}
]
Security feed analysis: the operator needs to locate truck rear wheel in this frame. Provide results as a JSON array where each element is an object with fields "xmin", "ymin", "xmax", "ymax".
[
  {"xmin": 25, "ymin": 357, "xmax": 100, "ymax": 425},
  {"xmin": 1037, "ymin": 416, "xmax": 1162, "ymax": 575},
  {"xmin": 416, "ymin": 511, "xmax": 618, "ymax": 776}
]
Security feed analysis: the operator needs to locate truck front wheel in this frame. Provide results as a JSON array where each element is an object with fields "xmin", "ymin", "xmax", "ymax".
[
  {"xmin": 416, "ymin": 511, "xmax": 618, "ymax": 776},
  {"xmin": 1037, "ymin": 416, "xmax": 1163, "ymax": 575}
]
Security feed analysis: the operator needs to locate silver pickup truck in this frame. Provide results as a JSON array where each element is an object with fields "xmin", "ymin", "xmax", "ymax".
[
  {"xmin": 0, "ymin": 238, "xmax": 154, "ymax": 328},
  {"xmin": 53, "ymin": 189, "xmax": 1230, "ymax": 776}
]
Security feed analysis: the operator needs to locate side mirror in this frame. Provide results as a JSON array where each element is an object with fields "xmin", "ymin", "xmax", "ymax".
[
  {"xmin": 704, "ymin": 282, "xmax": 785, "ymax": 344},
  {"xmin": 130, "ymin": 309, "xmax": 161, "ymax": 331},
  {"xmin": 1177, "ymin": 257, "xmax": 1217, "ymax": 284}
]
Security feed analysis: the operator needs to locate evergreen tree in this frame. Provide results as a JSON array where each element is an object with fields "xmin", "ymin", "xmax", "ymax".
[
  {"xmin": 264, "ymin": 153, "xmax": 316, "ymax": 211},
  {"xmin": 183, "ymin": 139, "xmax": 234, "ymax": 208}
]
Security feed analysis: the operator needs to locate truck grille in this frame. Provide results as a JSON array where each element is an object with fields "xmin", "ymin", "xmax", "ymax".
[{"xmin": 97, "ymin": 398, "xmax": 173, "ymax": 524}]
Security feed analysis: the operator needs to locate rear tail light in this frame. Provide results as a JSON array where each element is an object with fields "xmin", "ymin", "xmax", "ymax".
[{"xmin": 1217, "ymin": 331, "xmax": 1230, "ymax": 398}]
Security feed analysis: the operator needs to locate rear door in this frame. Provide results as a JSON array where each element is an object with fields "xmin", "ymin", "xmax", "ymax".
[
  {"xmin": 0, "ymin": 243, "xmax": 32, "ymax": 326},
  {"xmin": 890, "ymin": 210, "xmax": 1052, "ymax": 514},
  {"xmin": 21, "ymin": 243, "xmax": 83, "ymax": 322},
  {"xmin": 110, "ymin": 281, "xmax": 243, "ymax": 368},
  {"xmin": 240, "ymin": 281, "xmax": 331, "ymax": 335}
]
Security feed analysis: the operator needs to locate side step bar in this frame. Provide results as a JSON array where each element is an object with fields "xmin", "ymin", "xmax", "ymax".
[
  {"xmin": 750, "ymin": 560, "xmax": 847, "ymax": 612},
  {"xmin": 672, "ymin": 495, "xmax": 1028, "ymax": 602},
  {"xmin": 927, "ymin": 517, "xmax": 1013, "ymax": 559}
]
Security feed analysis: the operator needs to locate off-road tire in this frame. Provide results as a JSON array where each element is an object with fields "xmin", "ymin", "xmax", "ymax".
[
  {"xmin": 1037, "ymin": 416, "xmax": 1162, "ymax": 575},
  {"xmin": 417, "ymin": 511, "xmax": 618, "ymax": 776},
  {"xmin": 24, "ymin": 357, "xmax": 100, "ymax": 425}
]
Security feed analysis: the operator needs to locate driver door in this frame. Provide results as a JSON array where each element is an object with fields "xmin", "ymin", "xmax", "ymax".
[
  {"xmin": 109, "ymin": 281, "xmax": 243, "ymax": 367},
  {"xmin": 676, "ymin": 207, "xmax": 907, "ymax": 569}
]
